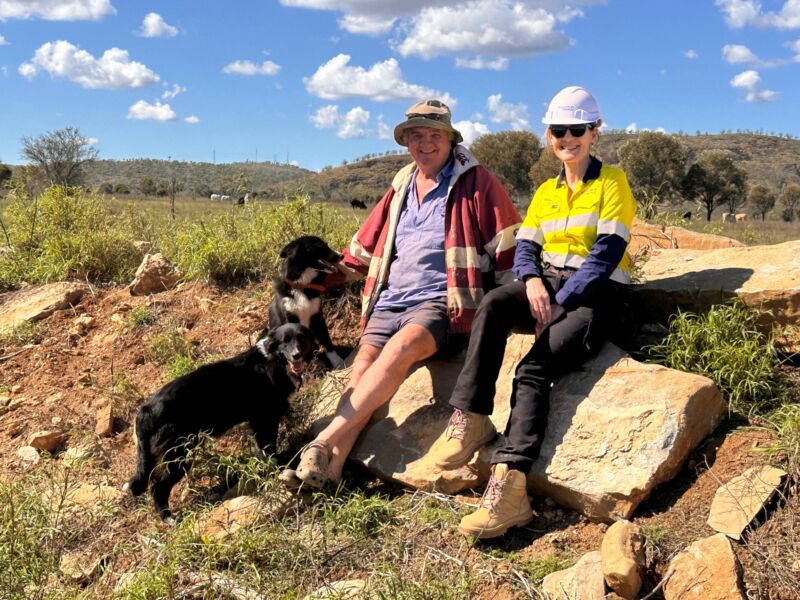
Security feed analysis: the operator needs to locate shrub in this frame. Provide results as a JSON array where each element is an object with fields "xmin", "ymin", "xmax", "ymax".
[
  {"xmin": 0, "ymin": 186, "xmax": 139, "ymax": 290},
  {"xmin": 126, "ymin": 306, "xmax": 157, "ymax": 326},
  {"xmin": 760, "ymin": 403, "xmax": 800, "ymax": 474},
  {"xmin": 647, "ymin": 302, "xmax": 785, "ymax": 416}
]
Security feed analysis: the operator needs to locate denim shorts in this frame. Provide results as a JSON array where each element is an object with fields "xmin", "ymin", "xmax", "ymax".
[{"xmin": 360, "ymin": 298, "xmax": 449, "ymax": 351}]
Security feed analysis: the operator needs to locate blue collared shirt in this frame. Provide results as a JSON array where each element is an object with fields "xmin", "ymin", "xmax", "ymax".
[{"xmin": 375, "ymin": 158, "xmax": 454, "ymax": 310}]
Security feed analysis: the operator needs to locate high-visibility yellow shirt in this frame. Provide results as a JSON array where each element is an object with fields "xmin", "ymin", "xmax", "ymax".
[{"xmin": 517, "ymin": 157, "xmax": 636, "ymax": 285}]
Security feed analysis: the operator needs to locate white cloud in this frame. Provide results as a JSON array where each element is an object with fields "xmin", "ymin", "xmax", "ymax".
[
  {"xmin": 395, "ymin": 1, "xmax": 574, "ymax": 61},
  {"xmin": 729, "ymin": 68, "xmax": 778, "ymax": 102},
  {"xmin": 487, "ymin": 94, "xmax": 529, "ymax": 131},
  {"xmin": 19, "ymin": 40, "xmax": 159, "ymax": 89},
  {"xmin": 86, "ymin": 136, "xmax": 99, "ymax": 144},
  {"xmin": 222, "ymin": 59, "xmax": 281, "ymax": 76},
  {"xmin": 455, "ymin": 56, "xmax": 509, "ymax": 70},
  {"xmin": 453, "ymin": 119, "xmax": 490, "ymax": 145},
  {"xmin": 0, "ymin": 0, "xmax": 115, "ymax": 21},
  {"xmin": 305, "ymin": 54, "xmax": 456, "ymax": 104},
  {"xmin": 788, "ymin": 39, "xmax": 800, "ymax": 60},
  {"xmin": 310, "ymin": 104, "xmax": 340, "ymax": 128},
  {"xmin": 338, "ymin": 14, "xmax": 395, "ymax": 35},
  {"xmin": 137, "ymin": 12, "xmax": 178, "ymax": 38},
  {"xmin": 338, "ymin": 106, "xmax": 370, "ymax": 138},
  {"xmin": 745, "ymin": 88, "xmax": 778, "ymax": 102},
  {"xmin": 126, "ymin": 100, "xmax": 176, "ymax": 121},
  {"xmin": 161, "ymin": 83, "xmax": 186, "ymax": 99},
  {"xmin": 184, "ymin": 115, "xmax": 200, "ymax": 124},
  {"xmin": 722, "ymin": 43, "xmax": 758, "ymax": 63},
  {"xmin": 716, "ymin": 0, "xmax": 800, "ymax": 29},
  {"xmin": 376, "ymin": 114, "xmax": 392, "ymax": 140},
  {"xmin": 730, "ymin": 69, "xmax": 760, "ymax": 87},
  {"xmin": 1, "ymin": 65, "xmax": 8, "ymax": 77},
  {"xmin": 0, "ymin": 35, "xmax": 8, "ymax": 45},
  {"xmin": 625, "ymin": 123, "xmax": 638, "ymax": 133},
  {"xmin": 684, "ymin": 49, "xmax": 699, "ymax": 59}
]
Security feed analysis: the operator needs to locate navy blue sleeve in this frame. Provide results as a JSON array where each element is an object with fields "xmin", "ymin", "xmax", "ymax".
[
  {"xmin": 512, "ymin": 238, "xmax": 543, "ymax": 281},
  {"xmin": 554, "ymin": 234, "xmax": 627, "ymax": 310}
]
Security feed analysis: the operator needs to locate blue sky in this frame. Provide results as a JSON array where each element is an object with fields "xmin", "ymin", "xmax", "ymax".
[{"xmin": 1, "ymin": 0, "xmax": 800, "ymax": 171}]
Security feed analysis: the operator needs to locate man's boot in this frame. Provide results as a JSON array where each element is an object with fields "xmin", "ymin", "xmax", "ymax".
[
  {"xmin": 430, "ymin": 408, "xmax": 497, "ymax": 469},
  {"xmin": 458, "ymin": 463, "xmax": 533, "ymax": 539}
]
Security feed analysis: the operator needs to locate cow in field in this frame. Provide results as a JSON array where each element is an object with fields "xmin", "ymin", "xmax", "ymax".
[
  {"xmin": 722, "ymin": 212, "xmax": 736, "ymax": 223},
  {"xmin": 735, "ymin": 213, "xmax": 748, "ymax": 222},
  {"xmin": 210, "ymin": 194, "xmax": 222, "ymax": 202},
  {"xmin": 350, "ymin": 199, "xmax": 368, "ymax": 209},
  {"xmin": 221, "ymin": 195, "xmax": 231, "ymax": 203},
  {"xmin": 682, "ymin": 211, "xmax": 692, "ymax": 220}
]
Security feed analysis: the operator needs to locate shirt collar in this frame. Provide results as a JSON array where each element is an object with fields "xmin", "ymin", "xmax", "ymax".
[{"xmin": 556, "ymin": 155, "xmax": 603, "ymax": 186}]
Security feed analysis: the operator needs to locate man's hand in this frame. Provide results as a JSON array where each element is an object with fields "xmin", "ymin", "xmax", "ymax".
[{"xmin": 525, "ymin": 277, "xmax": 551, "ymax": 335}]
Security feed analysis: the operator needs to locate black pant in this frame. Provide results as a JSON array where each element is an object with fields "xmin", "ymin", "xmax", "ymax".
[{"xmin": 449, "ymin": 272, "xmax": 613, "ymax": 473}]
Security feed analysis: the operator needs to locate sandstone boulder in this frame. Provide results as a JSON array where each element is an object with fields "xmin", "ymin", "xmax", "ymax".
[
  {"xmin": 706, "ymin": 465, "xmax": 787, "ymax": 540},
  {"xmin": 629, "ymin": 219, "xmax": 744, "ymax": 256},
  {"xmin": 0, "ymin": 282, "xmax": 90, "ymax": 334},
  {"xmin": 542, "ymin": 551, "xmax": 606, "ymax": 600},
  {"xmin": 59, "ymin": 550, "xmax": 106, "ymax": 583},
  {"xmin": 28, "ymin": 429, "xmax": 68, "ymax": 451},
  {"xmin": 17, "ymin": 445, "xmax": 40, "ymax": 466},
  {"xmin": 600, "ymin": 520, "xmax": 645, "ymax": 600},
  {"xmin": 95, "ymin": 403, "xmax": 114, "ymax": 437},
  {"xmin": 312, "ymin": 337, "xmax": 725, "ymax": 521},
  {"xmin": 664, "ymin": 534, "xmax": 744, "ymax": 600},
  {"xmin": 194, "ymin": 493, "xmax": 296, "ymax": 541},
  {"xmin": 129, "ymin": 253, "xmax": 181, "ymax": 295},
  {"xmin": 635, "ymin": 241, "xmax": 800, "ymax": 346}
]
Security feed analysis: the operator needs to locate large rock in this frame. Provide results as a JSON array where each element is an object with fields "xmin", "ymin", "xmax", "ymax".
[
  {"xmin": 194, "ymin": 492, "xmax": 296, "ymax": 541},
  {"xmin": 542, "ymin": 551, "xmax": 606, "ymax": 600},
  {"xmin": 600, "ymin": 520, "xmax": 645, "ymax": 599},
  {"xmin": 629, "ymin": 219, "xmax": 744, "ymax": 256},
  {"xmin": 0, "ymin": 282, "xmax": 90, "ymax": 334},
  {"xmin": 635, "ymin": 241, "xmax": 800, "ymax": 344},
  {"xmin": 312, "ymin": 336, "xmax": 725, "ymax": 521},
  {"xmin": 129, "ymin": 253, "xmax": 181, "ymax": 295},
  {"xmin": 664, "ymin": 534, "xmax": 744, "ymax": 600}
]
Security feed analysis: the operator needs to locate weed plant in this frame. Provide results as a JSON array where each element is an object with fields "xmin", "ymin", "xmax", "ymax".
[
  {"xmin": 647, "ymin": 302, "xmax": 785, "ymax": 416},
  {"xmin": 125, "ymin": 306, "xmax": 157, "ymax": 327}
]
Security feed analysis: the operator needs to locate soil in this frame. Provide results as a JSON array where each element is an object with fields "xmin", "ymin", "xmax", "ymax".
[{"xmin": 0, "ymin": 281, "xmax": 796, "ymax": 599}]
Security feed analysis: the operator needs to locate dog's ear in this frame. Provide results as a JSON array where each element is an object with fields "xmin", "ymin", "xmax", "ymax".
[{"xmin": 279, "ymin": 241, "xmax": 296, "ymax": 259}]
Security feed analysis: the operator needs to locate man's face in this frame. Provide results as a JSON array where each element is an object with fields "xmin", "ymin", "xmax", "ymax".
[{"xmin": 406, "ymin": 126, "xmax": 451, "ymax": 175}]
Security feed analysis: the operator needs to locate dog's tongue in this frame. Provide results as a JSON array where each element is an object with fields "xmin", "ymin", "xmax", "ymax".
[{"xmin": 290, "ymin": 361, "xmax": 305, "ymax": 375}]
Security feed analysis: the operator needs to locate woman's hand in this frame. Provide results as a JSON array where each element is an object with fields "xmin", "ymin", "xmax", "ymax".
[{"xmin": 525, "ymin": 277, "xmax": 551, "ymax": 334}]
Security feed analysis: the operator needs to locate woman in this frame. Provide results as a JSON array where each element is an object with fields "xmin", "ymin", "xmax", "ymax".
[{"xmin": 429, "ymin": 86, "xmax": 637, "ymax": 539}]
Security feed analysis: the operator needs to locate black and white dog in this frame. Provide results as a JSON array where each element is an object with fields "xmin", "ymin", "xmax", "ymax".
[
  {"xmin": 269, "ymin": 236, "xmax": 345, "ymax": 369},
  {"xmin": 123, "ymin": 323, "xmax": 316, "ymax": 521}
]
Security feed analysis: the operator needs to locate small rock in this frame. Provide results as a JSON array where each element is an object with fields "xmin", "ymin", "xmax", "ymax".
[
  {"xmin": 542, "ymin": 551, "xmax": 606, "ymax": 600},
  {"xmin": 194, "ymin": 493, "xmax": 296, "ymax": 541},
  {"xmin": 59, "ymin": 550, "xmax": 106, "ymax": 583},
  {"xmin": 129, "ymin": 253, "xmax": 181, "ymax": 296},
  {"xmin": 792, "ymin": 559, "xmax": 800, "ymax": 572},
  {"xmin": 17, "ymin": 445, "xmax": 40, "ymax": 466},
  {"xmin": 11, "ymin": 384, "xmax": 22, "ymax": 394},
  {"xmin": 49, "ymin": 482, "xmax": 123, "ymax": 511},
  {"xmin": 707, "ymin": 465, "xmax": 787, "ymax": 540},
  {"xmin": 95, "ymin": 404, "xmax": 114, "ymax": 437},
  {"xmin": 664, "ymin": 533, "xmax": 744, "ymax": 600},
  {"xmin": 51, "ymin": 416, "xmax": 63, "ymax": 426},
  {"xmin": 76, "ymin": 370, "xmax": 95, "ymax": 387},
  {"xmin": 70, "ymin": 314, "xmax": 96, "ymax": 337},
  {"xmin": 303, "ymin": 579, "xmax": 367, "ymax": 599},
  {"xmin": 111, "ymin": 313, "xmax": 126, "ymax": 324},
  {"xmin": 45, "ymin": 392, "xmax": 64, "ymax": 405},
  {"xmin": 544, "ymin": 496, "xmax": 557, "ymax": 508},
  {"xmin": 600, "ymin": 520, "xmax": 645, "ymax": 600},
  {"xmin": 0, "ymin": 394, "xmax": 10, "ymax": 408},
  {"xmin": 28, "ymin": 429, "xmax": 68, "ymax": 451},
  {"xmin": 113, "ymin": 302, "xmax": 133, "ymax": 314}
]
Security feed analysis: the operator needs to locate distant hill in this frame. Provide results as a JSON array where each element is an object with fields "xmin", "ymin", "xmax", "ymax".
[
  {"xmin": 83, "ymin": 158, "xmax": 313, "ymax": 199},
  {"xmin": 307, "ymin": 153, "xmax": 412, "ymax": 204}
]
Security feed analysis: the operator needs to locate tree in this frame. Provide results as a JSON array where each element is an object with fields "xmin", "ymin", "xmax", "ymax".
[
  {"xmin": 527, "ymin": 146, "xmax": 562, "ymax": 191},
  {"xmin": 748, "ymin": 184, "xmax": 775, "ymax": 220},
  {"xmin": 0, "ymin": 162, "xmax": 11, "ymax": 185},
  {"xmin": 681, "ymin": 151, "xmax": 748, "ymax": 221},
  {"xmin": 779, "ymin": 183, "xmax": 800, "ymax": 222},
  {"xmin": 470, "ymin": 131, "xmax": 542, "ymax": 198},
  {"xmin": 20, "ymin": 126, "xmax": 98, "ymax": 187},
  {"xmin": 617, "ymin": 132, "xmax": 687, "ymax": 219},
  {"xmin": 138, "ymin": 176, "xmax": 156, "ymax": 197}
]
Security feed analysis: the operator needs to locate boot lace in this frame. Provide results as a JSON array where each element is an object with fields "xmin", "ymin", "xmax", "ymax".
[
  {"xmin": 479, "ymin": 474, "xmax": 506, "ymax": 515},
  {"xmin": 447, "ymin": 408, "xmax": 469, "ymax": 440}
]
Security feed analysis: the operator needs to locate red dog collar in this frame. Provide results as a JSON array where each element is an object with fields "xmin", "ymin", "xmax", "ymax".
[{"xmin": 284, "ymin": 278, "xmax": 326, "ymax": 293}]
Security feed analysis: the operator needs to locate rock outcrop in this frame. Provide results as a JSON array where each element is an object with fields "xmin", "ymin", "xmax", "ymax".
[
  {"xmin": 0, "ymin": 282, "xmax": 90, "ymax": 333},
  {"xmin": 129, "ymin": 253, "xmax": 181, "ymax": 295},
  {"xmin": 629, "ymin": 219, "xmax": 744, "ymax": 256},
  {"xmin": 312, "ymin": 336, "xmax": 725, "ymax": 521}
]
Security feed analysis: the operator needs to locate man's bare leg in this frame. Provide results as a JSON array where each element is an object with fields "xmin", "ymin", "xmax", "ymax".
[{"xmin": 319, "ymin": 324, "xmax": 437, "ymax": 481}]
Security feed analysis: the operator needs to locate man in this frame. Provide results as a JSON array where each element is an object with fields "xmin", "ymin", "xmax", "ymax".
[{"xmin": 284, "ymin": 99, "xmax": 521, "ymax": 489}]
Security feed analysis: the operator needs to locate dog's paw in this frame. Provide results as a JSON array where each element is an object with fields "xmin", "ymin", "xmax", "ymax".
[{"xmin": 326, "ymin": 351, "xmax": 346, "ymax": 370}]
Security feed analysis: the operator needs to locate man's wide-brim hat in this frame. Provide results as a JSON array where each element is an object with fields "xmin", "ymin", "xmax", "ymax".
[{"xmin": 394, "ymin": 99, "xmax": 463, "ymax": 146}]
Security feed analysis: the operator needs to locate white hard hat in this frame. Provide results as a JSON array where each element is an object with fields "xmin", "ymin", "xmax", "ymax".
[{"xmin": 542, "ymin": 86, "xmax": 601, "ymax": 125}]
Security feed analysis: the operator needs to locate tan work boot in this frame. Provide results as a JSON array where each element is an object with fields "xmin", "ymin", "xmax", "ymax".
[
  {"xmin": 458, "ymin": 463, "xmax": 533, "ymax": 539},
  {"xmin": 431, "ymin": 408, "xmax": 497, "ymax": 470}
]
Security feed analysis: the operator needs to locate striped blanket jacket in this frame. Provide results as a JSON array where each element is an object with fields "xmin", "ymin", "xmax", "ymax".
[{"xmin": 335, "ymin": 145, "xmax": 522, "ymax": 334}]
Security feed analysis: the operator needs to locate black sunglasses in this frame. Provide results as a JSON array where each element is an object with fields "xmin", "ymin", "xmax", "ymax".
[{"xmin": 549, "ymin": 123, "xmax": 596, "ymax": 138}]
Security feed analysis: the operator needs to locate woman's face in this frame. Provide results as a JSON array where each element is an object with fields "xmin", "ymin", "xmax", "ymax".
[{"xmin": 547, "ymin": 124, "xmax": 598, "ymax": 165}]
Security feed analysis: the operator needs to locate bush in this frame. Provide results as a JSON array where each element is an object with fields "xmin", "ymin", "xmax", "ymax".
[
  {"xmin": 647, "ymin": 302, "xmax": 785, "ymax": 416},
  {"xmin": 0, "ymin": 186, "xmax": 139, "ymax": 290}
]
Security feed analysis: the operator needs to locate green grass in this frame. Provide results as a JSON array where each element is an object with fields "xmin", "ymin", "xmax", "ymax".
[
  {"xmin": 125, "ymin": 306, "xmax": 157, "ymax": 327},
  {"xmin": 0, "ymin": 319, "xmax": 41, "ymax": 349},
  {"xmin": 647, "ymin": 302, "xmax": 786, "ymax": 416}
]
